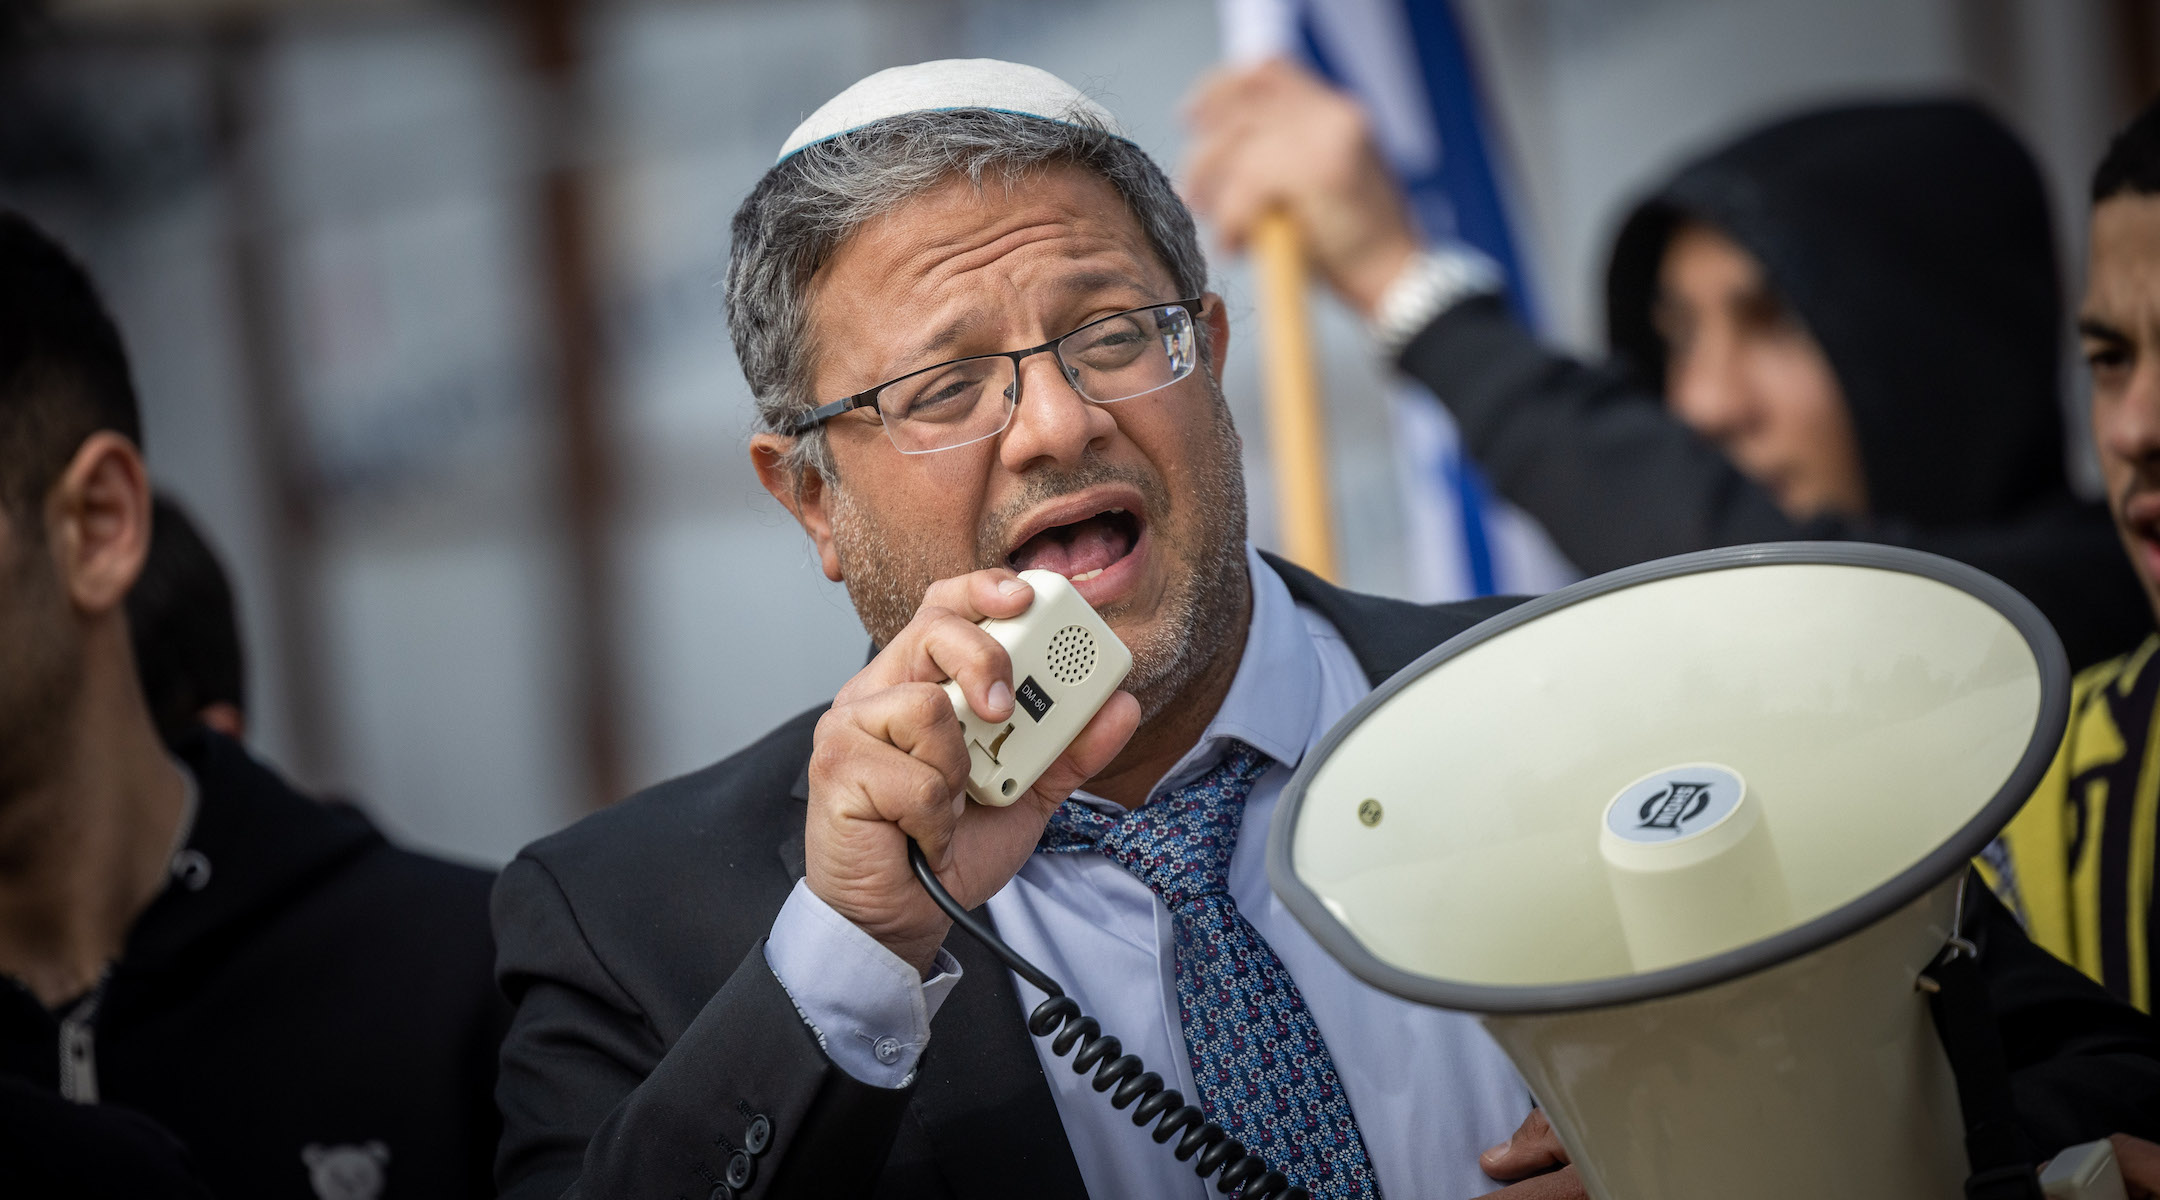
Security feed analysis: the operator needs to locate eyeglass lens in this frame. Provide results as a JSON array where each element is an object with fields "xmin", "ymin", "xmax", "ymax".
[{"xmin": 881, "ymin": 303, "xmax": 1197, "ymax": 454}]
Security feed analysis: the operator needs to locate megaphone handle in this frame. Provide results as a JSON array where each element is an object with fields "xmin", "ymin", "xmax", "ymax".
[
  {"xmin": 905, "ymin": 839, "xmax": 1313, "ymax": 1200},
  {"xmin": 1922, "ymin": 874, "xmax": 2045, "ymax": 1200}
]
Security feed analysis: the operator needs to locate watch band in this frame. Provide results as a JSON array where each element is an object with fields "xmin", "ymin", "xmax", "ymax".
[{"xmin": 1368, "ymin": 245, "xmax": 1504, "ymax": 360}]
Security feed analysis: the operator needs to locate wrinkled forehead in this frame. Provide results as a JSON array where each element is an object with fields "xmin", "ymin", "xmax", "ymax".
[{"xmin": 806, "ymin": 164, "xmax": 1176, "ymax": 386}]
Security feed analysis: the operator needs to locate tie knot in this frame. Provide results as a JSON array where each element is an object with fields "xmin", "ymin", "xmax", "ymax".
[{"xmin": 1039, "ymin": 743, "xmax": 1273, "ymax": 907}]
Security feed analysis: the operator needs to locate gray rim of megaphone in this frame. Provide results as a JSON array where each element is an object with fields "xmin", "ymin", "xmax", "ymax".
[{"xmin": 1265, "ymin": 540, "xmax": 2071, "ymax": 1015}]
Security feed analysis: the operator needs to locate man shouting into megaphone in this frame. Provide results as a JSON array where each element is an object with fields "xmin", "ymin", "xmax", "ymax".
[{"xmin": 486, "ymin": 59, "xmax": 2160, "ymax": 1200}]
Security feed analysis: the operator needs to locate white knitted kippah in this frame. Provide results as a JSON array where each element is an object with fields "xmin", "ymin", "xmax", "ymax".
[{"xmin": 777, "ymin": 59, "xmax": 1126, "ymax": 163}]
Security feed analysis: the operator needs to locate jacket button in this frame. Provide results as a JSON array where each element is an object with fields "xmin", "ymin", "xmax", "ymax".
[
  {"xmin": 725, "ymin": 1151, "xmax": 755, "ymax": 1190},
  {"xmin": 707, "ymin": 1186, "xmax": 733, "ymax": 1200},
  {"xmin": 744, "ymin": 1113, "xmax": 772, "ymax": 1155}
]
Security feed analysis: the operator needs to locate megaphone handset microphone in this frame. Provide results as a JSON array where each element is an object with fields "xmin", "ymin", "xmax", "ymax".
[
  {"xmin": 907, "ymin": 570, "xmax": 1312, "ymax": 1200},
  {"xmin": 937, "ymin": 570, "xmax": 1132, "ymax": 807}
]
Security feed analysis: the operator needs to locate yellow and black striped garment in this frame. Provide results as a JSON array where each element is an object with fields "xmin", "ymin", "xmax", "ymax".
[{"xmin": 1985, "ymin": 634, "xmax": 2160, "ymax": 1012}]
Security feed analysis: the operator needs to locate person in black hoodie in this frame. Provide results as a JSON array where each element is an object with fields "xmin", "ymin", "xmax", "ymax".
[
  {"xmin": 0, "ymin": 210, "xmax": 506, "ymax": 1198},
  {"xmin": 1183, "ymin": 62, "xmax": 2148, "ymax": 672},
  {"xmin": 126, "ymin": 493, "xmax": 250, "ymax": 749}
]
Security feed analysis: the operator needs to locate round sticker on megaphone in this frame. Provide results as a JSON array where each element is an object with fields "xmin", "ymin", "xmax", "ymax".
[
  {"xmin": 1605, "ymin": 764, "xmax": 1747, "ymax": 844},
  {"xmin": 1600, "ymin": 762, "xmax": 1791, "ymax": 972}
]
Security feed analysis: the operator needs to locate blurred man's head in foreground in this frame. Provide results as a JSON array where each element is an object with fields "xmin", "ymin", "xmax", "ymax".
[
  {"xmin": 127, "ymin": 494, "xmax": 246, "ymax": 748},
  {"xmin": 0, "ymin": 210, "xmax": 155, "ymax": 801},
  {"xmin": 2083, "ymin": 97, "xmax": 2160, "ymax": 625},
  {"xmin": 1609, "ymin": 100, "xmax": 2067, "ymax": 528},
  {"xmin": 732, "ymin": 62, "xmax": 1249, "ymax": 722}
]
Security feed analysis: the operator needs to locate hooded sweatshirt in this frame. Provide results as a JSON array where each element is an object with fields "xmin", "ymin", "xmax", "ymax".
[
  {"xmin": 0, "ymin": 731, "xmax": 506, "ymax": 1199},
  {"xmin": 1399, "ymin": 98, "xmax": 2149, "ymax": 670}
]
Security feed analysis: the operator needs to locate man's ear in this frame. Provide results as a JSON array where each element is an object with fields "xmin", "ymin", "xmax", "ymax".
[
  {"xmin": 1202, "ymin": 290, "xmax": 1231, "ymax": 379},
  {"xmin": 48, "ymin": 431, "xmax": 152, "ymax": 616},
  {"xmin": 750, "ymin": 432, "xmax": 844, "ymax": 583}
]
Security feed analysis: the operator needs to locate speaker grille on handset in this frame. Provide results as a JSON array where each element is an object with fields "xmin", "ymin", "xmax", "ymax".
[{"xmin": 1047, "ymin": 625, "xmax": 1097, "ymax": 685}]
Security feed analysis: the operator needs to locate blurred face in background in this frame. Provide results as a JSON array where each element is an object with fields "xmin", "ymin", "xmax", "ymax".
[
  {"xmin": 2085, "ymin": 192, "xmax": 2160, "ymax": 623},
  {"xmin": 1654, "ymin": 221, "xmax": 1868, "ymax": 521}
]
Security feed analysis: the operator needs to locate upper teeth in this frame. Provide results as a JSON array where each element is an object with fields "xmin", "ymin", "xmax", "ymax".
[{"xmin": 1068, "ymin": 568, "xmax": 1105, "ymax": 582}]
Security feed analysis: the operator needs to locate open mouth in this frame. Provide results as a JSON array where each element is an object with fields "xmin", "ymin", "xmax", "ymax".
[
  {"xmin": 2126, "ymin": 491, "xmax": 2160, "ymax": 547},
  {"xmin": 1007, "ymin": 507, "xmax": 1142, "ymax": 583},
  {"xmin": 2133, "ymin": 520, "xmax": 2160, "ymax": 569},
  {"xmin": 2120, "ymin": 488, "xmax": 2160, "ymax": 589}
]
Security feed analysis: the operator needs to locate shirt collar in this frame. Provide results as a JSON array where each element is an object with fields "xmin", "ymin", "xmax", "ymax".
[{"xmin": 1073, "ymin": 543, "xmax": 1320, "ymax": 811}]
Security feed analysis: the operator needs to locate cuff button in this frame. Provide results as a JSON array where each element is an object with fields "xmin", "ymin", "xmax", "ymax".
[
  {"xmin": 725, "ymin": 1151, "xmax": 755, "ymax": 1190},
  {"xmin": 872, "ymin": 1035, "xmax": 903, "ymax": 1065},
  {"xmin": 744, "ymin": 1114, "xmax": 772, "ymax": 1155}
]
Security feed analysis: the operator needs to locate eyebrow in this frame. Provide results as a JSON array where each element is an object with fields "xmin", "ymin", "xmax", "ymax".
[
  {"xmin": 901, "ymin": 269, "xmax": 1159, "ymax": 366},
  {"xmin": 2079, "ymin": 316, "xmax": 2131, "ymax": 344}
]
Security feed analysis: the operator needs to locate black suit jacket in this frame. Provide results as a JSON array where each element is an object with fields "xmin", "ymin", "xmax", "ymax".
[{"xmin": 493, "ymin": 556, "xmax": 2160, "ymax": 1199}]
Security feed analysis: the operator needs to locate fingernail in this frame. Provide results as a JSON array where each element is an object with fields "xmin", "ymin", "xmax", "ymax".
[
  {"xmin": 1480, "ymin": 1137, "xmax": 1511, "ymax": 1163},
  {"xmin": 997, "ymin": 577, "xmax": 1027, "ymax": 595},
  {"xmin": 988, "ymin": 681, "xmax": 1013, "ymax": 713}
]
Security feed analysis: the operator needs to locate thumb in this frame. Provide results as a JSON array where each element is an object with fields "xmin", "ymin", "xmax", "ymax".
[
  {"xmin": 1027, "ymin": 691, "xmax": 1140, "ymax": 807},
  {"xmin": 1482, "ymin": 1108, "xmax": 1568, "ymax": 1182}
]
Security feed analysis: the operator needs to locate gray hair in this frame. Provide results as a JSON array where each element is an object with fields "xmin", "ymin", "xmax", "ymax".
[{"xmin": 725, "ymin": 108, "xmax": 1210, "ymax": 480}]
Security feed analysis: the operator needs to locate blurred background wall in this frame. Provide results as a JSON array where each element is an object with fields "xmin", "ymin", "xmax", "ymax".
[{"xmin": 1, "ymin": 0, "xmax": 2149, "ymax": 865}]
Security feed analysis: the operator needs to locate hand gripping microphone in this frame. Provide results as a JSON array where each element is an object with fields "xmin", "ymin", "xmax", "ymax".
[{"xmin": 937, "ymin": 570, "xmax": 1130, "ymax": 806}]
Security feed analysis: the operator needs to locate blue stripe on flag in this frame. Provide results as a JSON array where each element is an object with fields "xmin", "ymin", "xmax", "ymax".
[
  {"xmin": 1389, "ymin": 1, "xmax": 1526, "ymax": 597},
  {"xmin": 1394, "ymin": 1, "xmax": 1538, "ymax": 327},
  {"xmin": 1440, "ymin": 434, "xmax": 1497, "ymax": 595},
  {"xmin": 1292, "ymin": 0, "xmax": 1533, "ymax": 596}
]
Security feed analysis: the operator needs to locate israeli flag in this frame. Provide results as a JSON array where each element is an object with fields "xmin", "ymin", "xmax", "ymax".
[{"xmin": 1220, "ymin": 0, "xmax": 1576, "ymax": 600}]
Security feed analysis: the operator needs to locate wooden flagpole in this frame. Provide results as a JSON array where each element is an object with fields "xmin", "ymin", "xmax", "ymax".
[{"xmin": 1251, "ymin": 209, "xmax": 1339, "ymax": 581}]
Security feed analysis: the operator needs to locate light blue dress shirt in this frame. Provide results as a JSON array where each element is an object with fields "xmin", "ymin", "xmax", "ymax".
[{"xmin": 767, "ymin": 544, "xmax": 1529, "ymax": 1197}]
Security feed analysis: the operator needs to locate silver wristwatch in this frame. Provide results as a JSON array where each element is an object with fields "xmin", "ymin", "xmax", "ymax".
[{"xmin": 1368, "ymin": 245, "xmax": 1504, "ymax": 359}]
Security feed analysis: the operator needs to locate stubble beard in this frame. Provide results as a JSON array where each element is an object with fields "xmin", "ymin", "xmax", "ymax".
[{"xmin": 827, "ymin": 388, "xmax": 1250, "ymax": 723}]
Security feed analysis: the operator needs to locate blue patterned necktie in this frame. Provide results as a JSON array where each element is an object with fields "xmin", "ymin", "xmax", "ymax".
[{"xmin": 1038, "ymin": 742, "xmax": 1379, "ymax": 1199}]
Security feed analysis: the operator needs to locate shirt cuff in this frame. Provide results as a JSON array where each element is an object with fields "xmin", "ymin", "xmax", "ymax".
[{"xmin": 763, "ymin": 878, "xmax": 963, "ymax": 1088}]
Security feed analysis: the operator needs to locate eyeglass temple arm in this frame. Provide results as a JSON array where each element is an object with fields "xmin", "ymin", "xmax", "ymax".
[{"xmin": 786, "ymin": 393, "xmax": 876, "ymax": 435}]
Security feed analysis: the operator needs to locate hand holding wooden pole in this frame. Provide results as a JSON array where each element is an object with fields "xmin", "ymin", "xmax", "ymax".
[{"xmin": 1251, "ymin": 208, "xmax": 1340, "ymax": 582}]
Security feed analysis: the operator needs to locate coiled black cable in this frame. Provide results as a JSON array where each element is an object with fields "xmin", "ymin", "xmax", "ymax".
[{"xmin": 907, "ymin": 839, "xmax": 1311, "ymax": 1200}]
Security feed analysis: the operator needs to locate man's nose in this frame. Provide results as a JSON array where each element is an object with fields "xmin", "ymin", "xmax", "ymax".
[
  {"xmin": 1666, "ymin": 334, "xmax": 1755, "ymax": 445},
  {"xmin": 998, "ymin": 352, "xmax": 1116, "ymax": 471}
]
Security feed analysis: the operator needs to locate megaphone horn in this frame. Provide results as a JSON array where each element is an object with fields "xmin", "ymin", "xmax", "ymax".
[{"xmin": 1269, "ymin": 543, "xmax": 2069, "ymax": 1199}]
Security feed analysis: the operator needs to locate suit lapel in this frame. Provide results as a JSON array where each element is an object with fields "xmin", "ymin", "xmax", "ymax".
[
  {"xmin": 1263, "ymin": 549, "xmax": 1523, "ymax": 686},
  {"xmin": 909, "ymin": 918, "xmax": 1090, "ymax": 1199}
]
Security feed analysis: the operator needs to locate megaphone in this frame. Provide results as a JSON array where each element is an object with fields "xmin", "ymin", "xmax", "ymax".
[{"xmin": 1268, "ymin": 543, "xmax": 2069, "ymax": 1198}]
